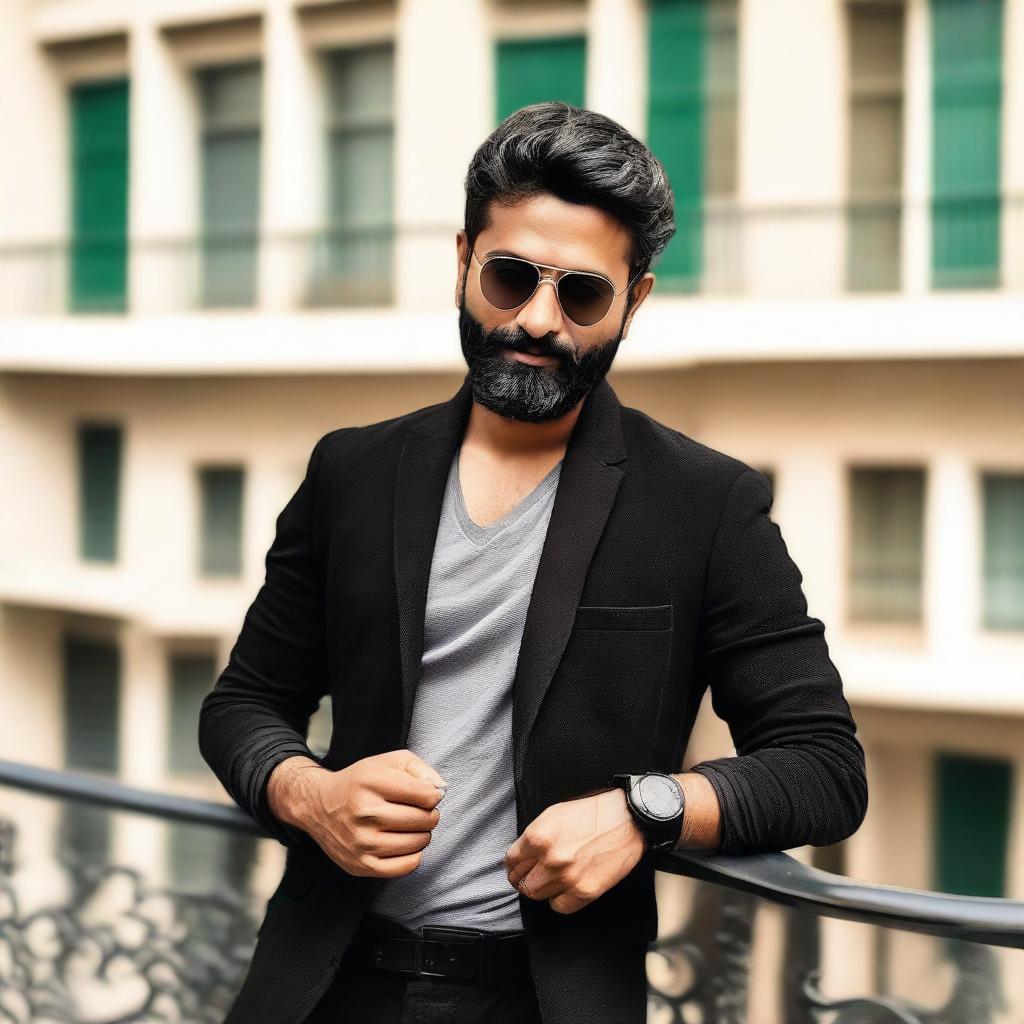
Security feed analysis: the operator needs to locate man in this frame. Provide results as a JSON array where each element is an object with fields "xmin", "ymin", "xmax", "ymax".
[{"xmin": 199, "ymin": 102, "xmax": 867, "ymax": 1024}]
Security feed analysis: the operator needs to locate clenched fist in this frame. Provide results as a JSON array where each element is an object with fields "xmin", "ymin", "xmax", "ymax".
[{"xmin": 267, "ymin": 750, "xmax": 447, "ymax": 878}]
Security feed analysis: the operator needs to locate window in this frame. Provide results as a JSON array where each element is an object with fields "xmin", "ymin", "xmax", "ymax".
[
  {"xmin": 78, "ymin": 423, "xmax": 122, "ymax": 562},
  {"xmin": 312, "ymin": 45, "xmax": 395, "ymax": 306},
  {"xmin": 495, "ymin": 36, "xmax": 586, "ymax": 123},
  {"xmin": 930, "ymin": 0, "xmax": 1004, "ymax": 289},
  {"xmin": 69, "ymin": 79, "xmax": 129, "ymax": 313},
  {"xmin": 198, "ymin": 63, "xmax": 262, "ymax": 308},
  {"xmin": 198, "ymin": 466, "xmax": 244, "ymax": 577},
  {"xmin": 934, "ymin": 752, "xmax": 1011, "ymax": 897},
  {"xmin": 166, "ymin": 649, "xmax": 257, "ymax": 893},
  {"xmin": 845, "ymin": 1, "xmax": 905, "ymax": 291},
  {"xmin": 647, "ymin": 0, "xmax": 739, "ymax": 293},
  {"xmin": 61, "ymin": 635, "xmax": 120, "ymax": 864},
  {"xmin": 168, "ymin": 653, "xmax": 217, "ymax": 774},
  {"xmin": 981, "ymin": 473, "xmax": 1024, "ymax": 629},
  {"xmin": 848, "ymin": 466, "xmax": 926, "ymax": 623}
]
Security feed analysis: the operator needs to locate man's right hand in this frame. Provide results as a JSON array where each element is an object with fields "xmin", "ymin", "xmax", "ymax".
[{"xmin": 266, "ymin": 750, "xmax": 448, "ymax": 878}]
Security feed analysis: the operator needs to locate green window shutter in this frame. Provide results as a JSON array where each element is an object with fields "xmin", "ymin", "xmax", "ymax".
[
  {"xmin": 930, "ymin": 0, "xmax": 1004, "ymax": 289},
  {"xmin": 934, "ymin": 752, "xmax": 1011, "ymax": 897},
  {"xmin": 70, "ymin": 79, "xmax": 129, "ymax": 313},
  {"xmin": 61, "ymin": 635, "xmax": 120, "ymax": 864},
  {"xmin": 198, "ymin": 465, "xmax": 244, "ymax": 576},
  {"xmin": 982, "ymin": 473, "xmax": 1024, "ymax": 629},
  {"xmin": 168, "ymin": 820, "xmax": 259, "ymax": 894},
  {"xmin": 168, "ymin": 653, "xmax": 217, "ymax": 774},
  {"xmin": 846, "ymin": 1, "xmax": 905, "ymax": 292},
  {"xmin": 315, "ymin": 45, "xmax": 395, "ymax": 306},
  {"xmin": 647, "ymin": 1, "xmax": 738, "ymax": 294},
  {"xmin": 77, "ymin": 423, "xmax": 122, "ymax": 562},
  {"xmin": 849, "ymin": 466, "xmax": 926, "ymax": 622},
  {"xmin": 199, "ymin": 63, "xmax": 262, "ymax": 308},
  {"xmin": 495, "ymin": 36, "xmax": 586, "ymax": 123}
]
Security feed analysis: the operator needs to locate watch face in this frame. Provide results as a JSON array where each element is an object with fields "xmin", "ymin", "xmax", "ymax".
[{"xmin": 635, "ymin": 774, "xmax": 684, "ymax": 820}]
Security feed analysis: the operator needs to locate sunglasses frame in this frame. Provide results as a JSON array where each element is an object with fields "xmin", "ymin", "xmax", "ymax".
[{"xmin": 471, "ymin": 248, "xmax": 644, "ymax": 328}]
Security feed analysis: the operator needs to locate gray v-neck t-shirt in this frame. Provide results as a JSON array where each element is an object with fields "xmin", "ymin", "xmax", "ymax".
[{"xmin": 365, "ymin": 448, "xmax": 563, "ymax": 933}]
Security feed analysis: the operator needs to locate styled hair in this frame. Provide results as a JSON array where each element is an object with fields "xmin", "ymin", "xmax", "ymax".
[{"xmin": 463, "ymin": 101, "xmax": 676, "ymax": 307}]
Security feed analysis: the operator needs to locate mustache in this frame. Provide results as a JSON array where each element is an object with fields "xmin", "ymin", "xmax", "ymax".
[{"xmin": 491, "ymin": 329, "xmax": 578, "ymax": 364}]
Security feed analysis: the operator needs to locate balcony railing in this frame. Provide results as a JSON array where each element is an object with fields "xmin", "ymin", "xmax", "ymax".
[
  {"xmin": 1, "ymin": 757, "xmax": 1021, "ymax": 1023},
  {"xmin": 1, "ymin": 194, "xmax": 1022, "ymax": 317}
]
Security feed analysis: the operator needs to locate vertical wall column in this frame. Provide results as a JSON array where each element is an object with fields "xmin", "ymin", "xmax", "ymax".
[
  {"xmin": 586, "ymin": 0, "xmax": 647, "ymax": 138},
  {"xmin": 738, "ymin": 0, "xmax": 845, "ymax": 297},
  {"xmin": 924, "ymin": 455, "xmax": 977, "ymax": 673},
  {"xmin": 115, "ymin": 622, "xmax": 168, "ymax": 881},
  {"xmin": 128, "ymin": 13, "xmax": 198, "ymax": 313},
  {"xmin": 260, "ymin": 0, "xmax": 324, "ymax": 311},
  {"xmin": 394, "ymin": 0, "xmax": 490, "ymax": 309},
  {"xmin": 1003, "ymin": 0, "xmax": 1024, "ymax": 289},
  {"xmin": 903, "ymin": 0, "xmax": 931, "ymax": 296},
  {"xmin": 0, "ymin": 0, "xmax": 67, "ymax": 314}
]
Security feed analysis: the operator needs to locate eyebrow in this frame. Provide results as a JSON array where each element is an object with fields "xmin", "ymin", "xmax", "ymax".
[{"xmin": 483, "ymin": 248, "xmax": 613, "ymax": 282}]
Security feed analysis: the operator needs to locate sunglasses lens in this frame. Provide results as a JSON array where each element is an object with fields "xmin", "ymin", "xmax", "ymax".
[
  {"xmin": 480, "ymin": 258, "xmax": 539, "ymax": 310},
  {"xmin": 558, "ymin": 273, "xmax": 614, "ymax": 327}
]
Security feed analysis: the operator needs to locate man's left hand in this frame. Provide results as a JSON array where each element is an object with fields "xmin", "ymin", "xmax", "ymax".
[{"xmin": 503, "ymin": 788, "xmax": 647, "ymax": 915}]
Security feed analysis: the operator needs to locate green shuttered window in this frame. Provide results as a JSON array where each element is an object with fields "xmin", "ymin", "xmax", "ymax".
[
  {"xmin": 168, "ymin": 652, "xmax": 217, "ymax": 775},
  {"xmin": 78, "ymin": 423, "xmax": 122, "ymax": 563},
  {"xmin": 934, "ymin": 752, "xmax": 1011, "ymax": 897},
  {"xmin": 930, "ymin": 0, "xmax": 1004, "ymax": 289},
  {"xmin": 61, "ymin": 635, "xmax": 120, "ymax": 862},
  {"xmin": 495, "ymin": 36, "xmax": 586, "ymax": 123},
  {"xmin": 70, "ymin": 79, "xmax": 129, "ymax": 313},
  {"xmin": 198, "ymin": 466, "xmax": 244, "ymax": 577},
  {"xmin": 313, "ymin": 45, "xmax": 395, "ymax": 306},
  {"xmin": 647, "ymin": 0, "xmax": 738, "ymax": 294},
  {"xmin": 849, "ymin": 466, "xmax": 926, "ymax": 623},
  {"xmin": 982, "ymin": 473, "xmax": 1024, "ymax": 629},
  {"xmin": 199, "ymin": 64, "xmax": 262, "ymax": 308}
]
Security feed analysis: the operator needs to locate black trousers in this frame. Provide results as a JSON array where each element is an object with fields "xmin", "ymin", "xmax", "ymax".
[{"xmin": 305, "ymin": 915, "xmax": 544, "ymax": 1024}]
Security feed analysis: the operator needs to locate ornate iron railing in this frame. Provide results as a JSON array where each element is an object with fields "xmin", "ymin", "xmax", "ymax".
[{"xmin": 1, "ymin": 758, "xmax": 1021, "ymax": 1023}]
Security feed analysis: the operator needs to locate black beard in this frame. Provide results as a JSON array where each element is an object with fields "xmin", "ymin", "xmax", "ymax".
[{"xmin": 457, "ymin": 297, "xmax": 625, "ymax": 424}]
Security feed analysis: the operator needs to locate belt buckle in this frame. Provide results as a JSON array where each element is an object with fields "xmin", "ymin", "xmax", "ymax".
[{"xmin": 417, "ymin": 925, "xmax": 485, "ymax": 980}]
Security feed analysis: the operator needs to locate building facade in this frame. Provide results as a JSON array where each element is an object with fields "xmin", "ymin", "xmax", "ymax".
[{"xmin": 1, "ymin": 0, "xmax": 1022, "ymax": 1013}]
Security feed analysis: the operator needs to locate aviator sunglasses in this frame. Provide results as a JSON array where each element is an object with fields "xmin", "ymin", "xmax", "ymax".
[{"xmin": 471, "ymin": 248, "xmax": 642, "ymax": 328}]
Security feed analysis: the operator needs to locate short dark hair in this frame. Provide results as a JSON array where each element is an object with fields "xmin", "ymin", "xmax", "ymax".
[{"xmin": 463, "ymin": 101, "xmax": 676, "ymax": 307}]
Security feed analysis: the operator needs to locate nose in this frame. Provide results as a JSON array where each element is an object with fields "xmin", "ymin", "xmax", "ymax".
[{"xmin": 515, "ymin": 276, "xmax": 565, "ymax": 341}]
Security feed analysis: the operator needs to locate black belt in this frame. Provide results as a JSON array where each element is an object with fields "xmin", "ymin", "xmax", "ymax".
[{"xmin": 345, "ymin": 920, "xmax": 531, "ymax": 983}]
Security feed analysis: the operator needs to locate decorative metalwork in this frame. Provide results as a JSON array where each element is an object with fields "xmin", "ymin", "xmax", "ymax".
[{"xmin": 0, "ymin": 819, "xmax": 259, "ymax": 1023}]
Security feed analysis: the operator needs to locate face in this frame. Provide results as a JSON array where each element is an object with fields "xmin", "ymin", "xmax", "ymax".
[{"xmin": 455, "ymin": 193, "xmax": 654, "ymax": 424}]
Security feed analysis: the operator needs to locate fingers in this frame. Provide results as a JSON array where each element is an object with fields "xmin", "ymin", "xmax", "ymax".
[
  {"xmin": 353, "ymin": 797, "xmax": 441, "ymax": 833},
  {"xmin": 398, "ymin": 750, "xmax": 448, "ymax": 790},
  {"xmin": 372, "ymin": 765, "xmax": 447, "ymax": 811}
]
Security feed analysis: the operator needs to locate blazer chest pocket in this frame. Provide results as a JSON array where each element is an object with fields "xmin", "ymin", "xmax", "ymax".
[
  {"xmin": 534, "ymin": 604, "xmax": 674, "ymax": 777},
  {"xmin": 573, "ymin": 603, "xmax": 672, "ymax": 631}
]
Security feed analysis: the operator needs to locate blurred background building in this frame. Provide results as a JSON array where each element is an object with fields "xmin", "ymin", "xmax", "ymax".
[{"xmin": 0, "ymin": 0, "xmax": 1022, "ymax": 1016}]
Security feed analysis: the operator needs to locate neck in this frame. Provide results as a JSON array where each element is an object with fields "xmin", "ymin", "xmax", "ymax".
[{"xmin": 462, "ymin": 396, "xmax": 584, "ymax": 462}]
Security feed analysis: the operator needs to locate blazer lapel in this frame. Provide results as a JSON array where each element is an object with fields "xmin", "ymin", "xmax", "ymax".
[{"xmin": 392, "ymin": 372, "xmax": 627, "ymax": 791}]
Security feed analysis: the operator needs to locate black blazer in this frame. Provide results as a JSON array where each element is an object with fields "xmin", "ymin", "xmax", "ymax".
[{"xmin": 199, "ymin": 372, "xmax": 867, "ymax": 1024}]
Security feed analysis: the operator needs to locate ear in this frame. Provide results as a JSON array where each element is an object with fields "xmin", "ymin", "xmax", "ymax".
[
  {"xmin": 619, "ymin": 273, "xmax": 655, "ymax": 340},
  {"xmin": 455, "ymin": 230, "xmax": 469, "ymax": 309}
]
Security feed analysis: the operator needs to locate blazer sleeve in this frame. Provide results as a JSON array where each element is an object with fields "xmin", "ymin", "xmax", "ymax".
[
  {"xmin": 198, "ymin": 432, "xmax": 332, "ymax": 849},
  {"xmin": 689, "ymin": 467, "xmax": 868, "ymax": 854}
]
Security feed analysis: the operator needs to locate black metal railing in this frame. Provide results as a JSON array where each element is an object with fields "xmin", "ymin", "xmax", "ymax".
[{"xmin": 1, "ymin": 758, "xmax": 1021, "ymax": 1023}]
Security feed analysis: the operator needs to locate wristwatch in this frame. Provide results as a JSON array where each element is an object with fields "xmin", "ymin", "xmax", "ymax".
[{"xmin": 612, "ymin": 772, "xmax": 685, "ymax": 853}]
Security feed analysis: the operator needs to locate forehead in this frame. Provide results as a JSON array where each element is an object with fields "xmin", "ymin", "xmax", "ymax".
[{"xmin": 480, "ymin": 193, "xmax": 631, "ymax": 280}]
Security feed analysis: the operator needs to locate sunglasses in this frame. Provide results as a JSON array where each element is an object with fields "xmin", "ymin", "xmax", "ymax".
[{"xmin": 471, "ymin": 249, "xmax": 642, "ymax": 328}]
